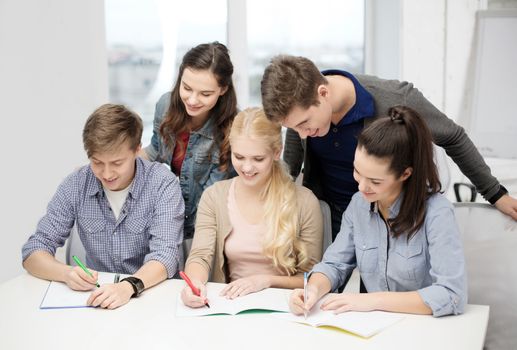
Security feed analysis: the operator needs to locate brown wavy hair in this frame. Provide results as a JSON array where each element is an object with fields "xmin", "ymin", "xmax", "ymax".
[
  {"xmin": 357, "ymin": 105, "xmax": 442, "ymax": 238},
  {"xmin": 83, "ymin": 104, "xmax": 142, "ymax": 158},
  {"xmin": 261, "ymin": 55, "xmax": 327, "ymax": 122},
  {"xmin": 159, "ymin": 42, "xmax": 237, "ymax": 171}
]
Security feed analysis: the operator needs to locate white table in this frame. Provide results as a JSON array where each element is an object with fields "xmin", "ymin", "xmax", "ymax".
[{"xmin": 0, "ymin": 273, "xmax": 489, "ymax": 350}]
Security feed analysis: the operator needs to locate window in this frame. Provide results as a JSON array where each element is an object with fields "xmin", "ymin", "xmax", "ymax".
[
  {"xmin": 105, "ymin": 1, "xmax": 365, "ymax": 142},
  {"xmin": 246, "ymin": 0, "xmax": 365, "ymax": 106},
  {"xmin": 105, "ymin": 0, "xmax": 227, "ymax": 144}
]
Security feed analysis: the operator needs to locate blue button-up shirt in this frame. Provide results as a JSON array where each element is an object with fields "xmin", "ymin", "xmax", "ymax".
[
  {"xmin": 312, "ymin": 191, "xmax": 467, "ymax": 317},
  {"xmin": 22, "ymin": 158, "xmax": 185, "ymax": 278}
]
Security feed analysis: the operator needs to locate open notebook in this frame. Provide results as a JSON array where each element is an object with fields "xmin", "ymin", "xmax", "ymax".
[
  {"xmin": 273, "ymin": 297, "xmax": 405, "ymax": 338},
  {"xmin": 40, "ymin": 272, "xmax": 127, "ymax": 309},
  {"xmin": 175, "ymin": 282, "xmax": 290, "ymax": 316}
]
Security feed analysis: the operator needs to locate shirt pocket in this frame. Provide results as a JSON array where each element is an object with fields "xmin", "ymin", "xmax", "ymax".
[
  {"xmin": 393, "ymin": 243, "xmax": 426, "ymax": 281},
  {"xmin": 356, "ymin": 237, "xmax": 379, "ymax": 273},
  {"xmin": 193, "ymin": 153, "xmax": 219, "ymax": 184},
  {"xmin": 124, "ymin": 216, "xmax": 149, "ymax": 236},
  {"xmin": 77, "ymin": 216, "xmax": 106, "ymax": 235}
]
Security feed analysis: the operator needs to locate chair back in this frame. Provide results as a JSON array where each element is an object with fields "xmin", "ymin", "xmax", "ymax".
[
  {"xmin": 454, "ymin": 203, "xmax": 517, "ymax": 350},
  {"xmin": 65, "ymin": 223, "xmax": 86, "ymax": 265},
  {"xmin": 319, "ymin": 200, "xmax": 332, "ymax": 254}
]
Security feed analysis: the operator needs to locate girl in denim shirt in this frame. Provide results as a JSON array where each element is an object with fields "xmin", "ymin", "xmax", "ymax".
[
  {"xmin": 289, "ymin": 106, "xmax": 467, "ymax": 317},
  {"xmin": 141, "ymin": 42, "xmax": 237, "ymax": 238}
]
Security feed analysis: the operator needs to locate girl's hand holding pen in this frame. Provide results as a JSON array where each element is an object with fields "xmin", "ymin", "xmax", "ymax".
[
  {"xmin": 289, "ymin": 284, "xmax": 319, "ymax": 316},
  {"xmin": 180, "ymin": 277, "xmax": 209, "ymax": 308}
]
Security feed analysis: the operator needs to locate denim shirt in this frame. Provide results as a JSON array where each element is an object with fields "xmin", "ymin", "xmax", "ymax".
[
  {"xmin": 22, "ymin": 158, "xmax": 185, "ymax": 278},
  {"xmin": 312, "ymin": 191, "xmax": 467, "ymax": 317},
  {"xmin": 144, "ymin": 92, "xmax": 231, "ymax": 238}
]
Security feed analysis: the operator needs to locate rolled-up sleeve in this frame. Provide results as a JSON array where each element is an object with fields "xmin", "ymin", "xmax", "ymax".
[
  {"xmin": 311, "ymin": 199, "xmax": 357, "ymax": 291},
  {"xmin": 22, "ymin": 174, "xmax": 77, "ymax": 261},
  {"xmin": 417, "ymin": 203, "xmax": 467, "ymax": 317},
  {"xmin": 144, "ymin": 174, "xmax": 185, "ymax": 278}
]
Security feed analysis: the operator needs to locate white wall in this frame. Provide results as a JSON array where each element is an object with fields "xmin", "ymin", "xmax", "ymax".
[
  {"xmin": 367, "ymin": 0, "xmax": 488, "ymax": 199},
  {"xmin": 0, "ymin": 0, "xmax": 108, "ymax": 283}
]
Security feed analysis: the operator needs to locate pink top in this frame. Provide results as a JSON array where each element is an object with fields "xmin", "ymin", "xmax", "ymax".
[{"xmin": 224, "ymin": 179, "xmax": 284, "ymax": 281}]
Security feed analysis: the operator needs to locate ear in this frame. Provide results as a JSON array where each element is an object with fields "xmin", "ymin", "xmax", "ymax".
[
  {"xmin": 317, "ymin": 84, "xmax": 329, "ymax": 98},
  {"xmin": 400, "ymin": 167, "xmax": 413, "ymax": 181},
  {"xmin": 274, "ymin": 146, "xmax": 282, "ymax": 161},
  {"xmin": 220, "ymin": 85, "xmax": 228, "ymax": 96}
]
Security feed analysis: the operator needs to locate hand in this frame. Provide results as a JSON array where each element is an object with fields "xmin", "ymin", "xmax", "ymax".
[
  {"xmin": 87, "ymin": 282, "xmax": 134, "ymax": 309},
  {"xmin": 321, "ymin": 292, "xmax": 378, "ymax": 314},
  {"xmin": 289, "ymin": 284, "xmax": 319, "ymax": 316},
  {"xmin": 220, "ymin": 275, "xmax": 271, "ymax": 299},
  {"xmin": 495, "ymin": 194, "xmax": 517, "ymax": 221},
  {"xmin": 180, "ymin": 279, "xmax": 208, "ymax": 308},
  {"xmin": 64, "ymin": 266, "xmax": 99, "ymax": 291}
]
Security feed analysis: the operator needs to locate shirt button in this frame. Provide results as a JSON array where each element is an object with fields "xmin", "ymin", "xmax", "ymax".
[
  {"xmin": 333, "ymin": 127, "xmax": 338, "ymax": 133},
  {"xmin": 334, "ymin": 141, "xmax": 340, "ymax": 147},
  {"xmin": 185, "ymin": 215, "xmax": 189, "ymax": 219},
  {"xmin": 362, "ymin": 244, "xmax": 366, "ymax": 249}
]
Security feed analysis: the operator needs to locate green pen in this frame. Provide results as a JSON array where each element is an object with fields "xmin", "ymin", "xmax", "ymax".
[{"xmin": 72, "ymin": 255, "xmax": 100, "ymax": 288}]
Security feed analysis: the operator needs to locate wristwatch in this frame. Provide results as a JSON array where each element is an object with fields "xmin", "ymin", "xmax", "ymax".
[{"xmin": 121, "ymin": 276, "xmax": 145, "ymax": 297}]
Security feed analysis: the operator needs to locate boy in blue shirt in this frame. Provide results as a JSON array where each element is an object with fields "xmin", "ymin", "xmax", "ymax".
[
  {"xmin": 22, "ymin": 104, "xmax": 184, "ymax": 309},
  {"xmin": 261, "ymin": 55, "xmax": 517, "ymax": 239}
]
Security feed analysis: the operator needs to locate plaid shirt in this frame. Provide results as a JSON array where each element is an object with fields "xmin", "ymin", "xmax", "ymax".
[{"xmin": 22, "ymin": 158, "xmax": 184, "ymax": 278}]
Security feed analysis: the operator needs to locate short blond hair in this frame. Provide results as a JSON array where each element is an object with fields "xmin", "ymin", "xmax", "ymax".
[{"xmin": 83, "ymin": 104, "xmax": 143, "ymax": 158}]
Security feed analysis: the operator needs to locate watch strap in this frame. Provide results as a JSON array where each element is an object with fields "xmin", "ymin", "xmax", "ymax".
[{"xmin": 120, "ymin": 276, "xmax": 144, "ymax": 298}]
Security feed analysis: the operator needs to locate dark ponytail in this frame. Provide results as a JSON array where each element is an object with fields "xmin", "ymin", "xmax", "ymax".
[{"xmin": 357, "ymin": 105, "xmax": 441, "ymax": 238}]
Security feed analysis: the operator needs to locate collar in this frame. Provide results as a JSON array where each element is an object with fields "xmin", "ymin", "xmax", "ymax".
[
  {"xmin": 321, "ymin": 69, "xmax": 375, "ymax": 126},
  {"xmin": 85, "ymin": 158, "xmax": 145, "ymax": 200},
  {"xmin": 369, "ymin": 191, "xmax": 405, "ymax": 219},
  {"xmin": 192, "ymin": 113, "xmax": 217, "ymax": 139}
]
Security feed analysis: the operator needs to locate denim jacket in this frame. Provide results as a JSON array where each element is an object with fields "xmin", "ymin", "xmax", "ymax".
[{"xmin": 144, "ymin": 92, "xmax": 230, "ymax": 238}]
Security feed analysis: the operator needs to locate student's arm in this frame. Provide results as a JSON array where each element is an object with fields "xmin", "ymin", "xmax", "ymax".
[
  {"xmin": 495, "ymin": 194, "xmax": 517, "ymax": 220},
  {"xmin": 86, "ymin": 260, "xmax": 168, "ymax": 309},
  {"xmin": 21, "ymin": 171, "xmax": 98, "ymax": 289},
  {"xmin": 322, "ymin": 290, "xmax": 432, "ymax": 314},
  {"xmin": 405, "ymin": 84, "xmax": 517, "ymax": 220},
  {"xmin": 181, "ymin": 187, "xmax": 218, "ymax": 308},
  {"xmin": 23, "ymin": 251, "xmax": 99, "ymax": 290},
  {"xmin": 142, "ymin": 92, "xmax": 170, "ymax": 162},
  {"xmin": 283, "ymin": 127, "xmax": 305, "ymax": 178}
]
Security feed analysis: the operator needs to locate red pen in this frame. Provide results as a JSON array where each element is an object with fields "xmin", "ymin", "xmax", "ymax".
[{"xmin": 179, "ymin": 271, "xmax": 210, "ymax": 308}]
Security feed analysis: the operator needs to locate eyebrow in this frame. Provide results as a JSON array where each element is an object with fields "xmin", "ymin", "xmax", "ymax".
[
  {"xmin": 294, "ymin": 119, "xmax": 308, "ymax": 128},
  {"xmin": 233, "ymin": 152, "xmax": 266, "ymax": 158},
  {"xmin": 182, "ymin": 81, "xmax": 216, "ymax": 93},
  {"xmin": 353, "ymin": 166, "xmax": 384, "ymax": 182},
  {"xmin": 91, "ymin": 157, "xmax": 125, "ymax": 163}
]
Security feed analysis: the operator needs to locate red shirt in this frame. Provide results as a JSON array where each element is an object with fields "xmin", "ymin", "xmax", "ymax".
[{"xmin": 171, "ymin": 132, "xmax": 190, "ymax": 175}]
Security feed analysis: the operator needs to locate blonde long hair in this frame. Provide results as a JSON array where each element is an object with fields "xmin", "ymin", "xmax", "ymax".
[{"xmin": 229, "ymin": 108, "xmax": 310, "ymax": 275}]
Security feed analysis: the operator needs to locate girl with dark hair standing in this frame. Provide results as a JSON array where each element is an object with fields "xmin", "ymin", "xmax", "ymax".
[
  {"xmin": 141, "ymin": 42, "xmax": 238, "ymax": 239},
  {"xmin": 289, "ymin": 105, "xmax": 467, "ymax": 317}
]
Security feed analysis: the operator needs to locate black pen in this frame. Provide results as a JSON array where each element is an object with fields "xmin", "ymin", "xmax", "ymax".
[{"xmin": 114, "ymin": 273, "xmax": 120, "ymax": 283}]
